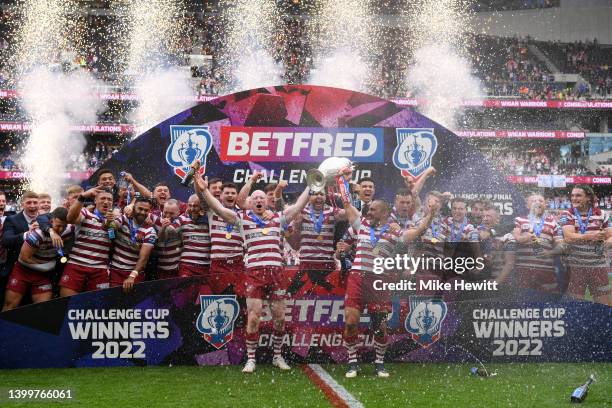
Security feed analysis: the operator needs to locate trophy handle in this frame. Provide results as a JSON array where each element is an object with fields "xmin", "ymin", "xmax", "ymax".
[{"xmin": 306, "ymin": 169, "xmax": 325, "ymax": 192}]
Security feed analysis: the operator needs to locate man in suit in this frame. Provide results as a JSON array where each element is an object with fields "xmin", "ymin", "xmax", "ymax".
[
  {"xmin": 1, "ymin": 191, "xmax": 39, "ymax": 305},
  {"xmin": 0, "ymin": 191, "xmax": 14, "ymax": 300}
]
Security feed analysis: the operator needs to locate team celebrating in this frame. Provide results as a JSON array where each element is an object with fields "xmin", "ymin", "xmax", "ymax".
[{"xmin": 0, "ymin": 164, "xmax": 610, "ymax": 378}]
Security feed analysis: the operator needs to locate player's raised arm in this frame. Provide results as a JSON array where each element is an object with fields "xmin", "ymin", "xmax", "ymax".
[
  {"xmin": 402, "ymin": 210, "xmax": 434, "ymax": 243},
  {"xmin": 236, "ymin": 171, "xmax": 263, "ymax": 209},
  {"xmin": 67, "ymin": 187, "xmax": 102, "ymax": 224},
  {"xmin": 194, "ymin": 173, "xmax": 237, "ymax": 224},
  {"xmin": 283, "ymin": 185, "xmax": 312, "ymax": 222}
]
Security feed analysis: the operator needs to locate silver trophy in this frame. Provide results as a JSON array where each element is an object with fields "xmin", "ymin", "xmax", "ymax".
[{"xmin": 307, "ymin": 157, "xmax": 354, "ymax": 208}]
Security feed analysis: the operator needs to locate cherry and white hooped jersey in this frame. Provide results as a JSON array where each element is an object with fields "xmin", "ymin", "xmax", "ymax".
[
  {"xmin": 389, "ymin": 209, "xmax": 418, "ymax": 231},
  {"xmin": 299, "ymin": 206, "xmax": 336, "ymax": 268},
  {"xmin": 514, "ymin": 214, "xmax": 559, "ymax": 271},
  {"xmin": 415, "ymin": 215, "xmax": 448, "ymax": 258},
  {"xmin": 351, "ymin": 217, "xmax": 401, "ymax": 274},
  {"xmin": 25, "ymin": 226, "xmax": 75, "ymax": 269},
  {"xmin": 172, "ymin": 213, "xmax": 211, "ymax": 265},
  {"xmin": 559, "ymin": 207, "xmax": 610, "ymax": 268},
  {"xmin": 69, "ymin": 208, "xmax": 113, "ymax": 269},
  {"xmin": 444, "ymin": 217, "xmax": 477, "ymax": 243},
  {"xmin": 236, "ymin": 210, "xmax": 286, "ymax": 270},
  {"xmin": 151, "ymin": 215, "xmax": 182, "ymax": 272},
  {"xmin": 110, "ymin": 215, "xmax": 157, "ymax": 270},
  {"xmin": 489, "ymin": 233, "xmax": 517, "ymax": 279},
  {"xmin": 210, "ymin": 209, "xmax": 244, "ymax": 260}
]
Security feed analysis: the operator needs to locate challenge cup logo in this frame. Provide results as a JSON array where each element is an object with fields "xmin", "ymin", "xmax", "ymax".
[
  {"xmin": 178, "ymin": 134, "xmax": 202, "ymax": 165},
  {"xmin": 393, "ymin": 128, "xmax": 438, "ymax": 179},
  {"xmin": 166, "ymin": 125, "xmax": 213, "ymax": 180},
  {"xmin": 196, "ymin": 295, "xmax": 240, "ymax": 349},
  {"xmin": 404, "ymin": 296, "xmax": 447, "ymax": 348}
]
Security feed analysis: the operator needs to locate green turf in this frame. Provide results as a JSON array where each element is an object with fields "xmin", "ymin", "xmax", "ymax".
[
  {"xmin": 324, "ymin": 362, "xmax": 612, "ymax": 408},
  {"xmin": 0, "ymin": 365, "xmax": 328, "ymax": 408},
  {"xmin": 0, "ymin": 363, "xmax": 609, "ymax": 408}
]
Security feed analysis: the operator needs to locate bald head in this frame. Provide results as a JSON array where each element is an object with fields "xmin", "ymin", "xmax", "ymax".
[{"xmin": 250, "ymin": 189, "xmax": 267, "ymax": 214}]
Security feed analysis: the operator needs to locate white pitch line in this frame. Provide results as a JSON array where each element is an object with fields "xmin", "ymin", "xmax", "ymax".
[{"xmin": 308, "ymin": 364, "xmax": 365, "ymax": 408}]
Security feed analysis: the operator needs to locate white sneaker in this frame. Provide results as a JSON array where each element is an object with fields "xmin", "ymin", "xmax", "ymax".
[
  {"xmin": 345, "ymin": 362, "xmax": 359, "ymax": 378},
  {"xmin": 242, "ymin": 359, "xmax": 256, "ymax": 373},
  {"xmin": 272, "ymin": 356, "xmax": 291, "ymax": 371}
]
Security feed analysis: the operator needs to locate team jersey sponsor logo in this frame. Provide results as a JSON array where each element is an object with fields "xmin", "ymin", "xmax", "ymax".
[
  {"xmin": 196, "ymin": 295, "xmax": 240, "ymax": 349},
  {"xmin": 404, "ymin": 296, "xmax": 447, "ymax": 348},
  {"xmin": 166, "ymin": 125, "xmax": 213, "ymax": 179}
]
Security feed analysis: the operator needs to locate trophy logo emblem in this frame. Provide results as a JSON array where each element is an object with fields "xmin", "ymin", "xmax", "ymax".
[
  {"xmin": 393, "ymin": 128, "xmax": 437, "ymax": 179},
  {"xmin": 166, "ymin": 125, "xmax": 213, "ymax": 180},
  {"xmin": 196, "ymin": 295, "xmax": 240, "ymax": 349},
  {"xmin": 404, "ymin": 296, "xmax": 447, "ymax": 348}
]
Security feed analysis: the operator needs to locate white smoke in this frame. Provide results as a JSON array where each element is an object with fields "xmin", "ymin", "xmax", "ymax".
[
  {"xmin": 20, "ymin": 68, "xmax": 104, "ymax": 204},
  {"xmin": 407, "ymin": 43, "xmax": 483, "ymax": 129},
  {"xmin": 130, "ymin": 68, "xmax": 194, "ymax": 135},
  {"xmin": 308, "ymin": 0, "xmax": 372, "ymax": 92},
  {"xmin": 233, "ymin": 47, "xmax": 282, "ymax": 91},
  {"xmin": 404, "ymin": 0, "xmax": 483, "ymax": 129},
  {"xmin": 220, "ymin": 0, "xmax": 282, "ymax": 93},
  {"xmin": 309, "ymin": 49, "xmax": 367, "ymax": 92}
]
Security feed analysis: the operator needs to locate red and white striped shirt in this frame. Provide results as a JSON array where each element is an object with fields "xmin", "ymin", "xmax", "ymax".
[
  {"xmin": 415, "ymin": 215, "xmax": 448, "ymax": 259},
  {"xmin": 389, "ymin": 209, "xmax": 419, "ymax": 231},
  {"xmin": 514, "ymin": 214, "xmax": 558, "ymax": 271},
  {"xmin": 237, "ymin": 211, "xmax": 286, "ymax": 270},
  {"xmin": 210, "ymin": 209, "xmax": 244, "ymax": 260},
  {"xmin": 172, "ymin": 213, "xmax": 211, "ymax": 265},
  {"xmin": 299, "ymin": 206, "xmax": 336, "ymax": 270},
  {"xmin": 110, "ymin": 215, "xmax": 157, "ymax": 270},
  {"xmin": 445, "ymin": 217, "xmax": 477, "ymax": 242},
  {"xmin": 351, "ymin": 217, "xmax": 401, "ymax": 273},
  {"xmin": 151, "ymin": 215, "xmax": 182, "ymax": 272},
  {"xmin": 24, "ymin": 226, "xmax": 75, "ymax": 271},
  {"xmin": 489, "ymin": 233, "xmax": 517, "ymax": 279},
  {"xmin": 560, "ymin": 207, "xmax": 609, "ymax": 268},
  {"xmin": 69, "ymin": 209, "xmax": 114, "ymax": 269}
]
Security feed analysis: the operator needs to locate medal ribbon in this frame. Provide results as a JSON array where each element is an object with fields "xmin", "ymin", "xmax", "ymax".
[
  {"xmin": 573, "ymin": 207, "xmax": 592, "ymax": 234},
  {"xmin": 529, "ymin": 214, "xmax": 546, "ymax": 238},
  {"xmin": 430, "ymin": 221, "xmax": 440, "ymax": 240},
  {"xmin": 370, "ymin": 224, "xmax": 389, "ymax": 247},
  {"xmin": 451, "ymin": 217, "xmax": 467, "ymax": 241},
  {"xmin": 248, "ymin": 211, "xmax": 267, "ymax": 229},
  {"xmin": 309, "ymin": 205, "xmax": 324, "ymax": 235},
  {"xmin": 128, "ymin": 218, "xmax": 138, "ymax": 243},
  {"xmin": 94, "ymin": 209, "xmax": 106, "ymax": 223}
]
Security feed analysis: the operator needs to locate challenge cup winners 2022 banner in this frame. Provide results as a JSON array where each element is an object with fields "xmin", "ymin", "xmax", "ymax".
[{"xmin": 0, "ymin": 85, "xmax": 610, "ymax": 369}]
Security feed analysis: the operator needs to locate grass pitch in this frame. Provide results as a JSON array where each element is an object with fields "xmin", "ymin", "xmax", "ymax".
[{"xmin": 0, "ymin": 363, "xmax": 609, "ymax": 407}]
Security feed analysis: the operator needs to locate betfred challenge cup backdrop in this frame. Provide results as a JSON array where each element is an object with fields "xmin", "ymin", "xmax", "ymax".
[
  {"xmin": 96, "ymin": 85, "xmax": 526, "ymax": 218},
  {"xmin": 3, "ymin": 85, "xmax": 610, "ymax": 369}
]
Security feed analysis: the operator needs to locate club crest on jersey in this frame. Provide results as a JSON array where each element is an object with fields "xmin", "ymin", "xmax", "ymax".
[
  {"xmin": 166, "ymin": 125, "xmax": 213, "ymax": 179},
  {"xmin": 393, "ymin": 128, "xmax": 437, "ymax": 179},
  {"xmin": 404, "ymin": 296, "xmax": 447, "ymax": 348},
  {"xmin": 196, "ymin": 295, "xmax": 240, "ymax": 349}
]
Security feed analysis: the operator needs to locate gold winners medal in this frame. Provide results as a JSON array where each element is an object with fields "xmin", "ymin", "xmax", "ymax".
[
  {"xmin": 431, "ymin": 237, "xmax": 439, "ymax": 244},
  {"xmin": 316, "ymin": 235, "xmax": 323, "ymax": 241},
  {"xmin": 60, "ymin": 256, "xmax": 68, "ymax": 264},
  {"xmin": 225, "ymin": 232, "xmax": 232, "ymax": 239},
  {"xmin": 262, "ymin": 228, "xmax": 269, "ymax": 235},
  {"xmin": 372, "ymin": 247, "xmax": 380, "ymax": 256}
]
